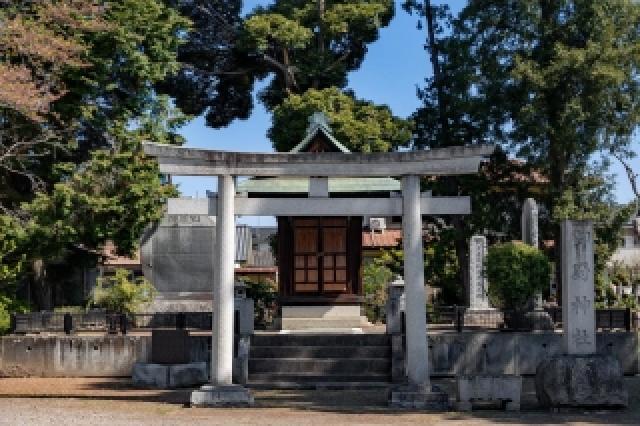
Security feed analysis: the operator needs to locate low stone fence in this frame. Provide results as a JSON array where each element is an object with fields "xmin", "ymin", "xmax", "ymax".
[
  {"xmin": 0, "ymin": 335, "xmax": 210, "ymax": 377},
  {"xmin": 0, "ymin": 332, "xmax": 637, "ymax": 378},
  {"xmin": 428, "ymin": 332, "xmax": 639, "ymax": 377}
]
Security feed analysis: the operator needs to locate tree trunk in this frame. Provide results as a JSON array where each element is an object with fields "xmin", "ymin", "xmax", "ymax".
[
  {"xmin": 313, "ymin": 0, "xmax": 325, "ymax": 89},
  {"xmin": 425, "ymin": 0, "xmax": 450, "ymax": 147},
  {"xmin": 31, "ymin": 258, "xmax": 52, "ymax": 311}
]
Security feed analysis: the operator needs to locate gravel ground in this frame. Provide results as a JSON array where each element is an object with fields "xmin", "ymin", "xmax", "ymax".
[{"xmin": 0, "ymin": 377, "xmax": 638, "ymax": 425}]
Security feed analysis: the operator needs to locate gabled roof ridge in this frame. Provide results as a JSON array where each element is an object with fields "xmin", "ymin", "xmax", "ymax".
[{"xmin": 289, "ymin": 112, "xmax": 351, "ymax": 153}]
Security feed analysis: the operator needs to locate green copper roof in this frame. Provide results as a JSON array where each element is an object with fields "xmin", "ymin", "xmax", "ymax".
[{"xmin": 236, "ymin": 177, "xmax": 400, "ymax": 193}]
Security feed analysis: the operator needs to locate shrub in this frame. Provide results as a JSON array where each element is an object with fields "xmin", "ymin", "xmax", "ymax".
[
  {"xmin": 0, "ymin": 300, "xmax": 9, "ymax": 335},
  {"xmin": 88, "ymin": 268, "xmax": 156, "ymax": 314},
  {"xmin": 0, "ymin": 295, "xmax": 29, "ymax": 335},
  {"xmin": 243, "ymin": 278, "xmax": 278, "ymax": 329},
  {"xmin": 486, "ymin": 242, "xmax": 551, "ymax": 311},
  {"xmin": 363, "ymin": 262, "xmax": 393, "ymax": 323}
]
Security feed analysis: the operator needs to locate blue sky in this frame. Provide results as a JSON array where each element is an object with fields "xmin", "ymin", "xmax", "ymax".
[{"xmin": 175, "ymin": 0, "xmax": 639, "ymax": 212}]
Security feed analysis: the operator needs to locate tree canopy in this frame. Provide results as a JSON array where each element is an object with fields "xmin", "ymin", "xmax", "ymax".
[
  {"xmin": 0, "ymin": 0, "xmax": 189, "ymax": 309},
  {"xmin": 403, "ymin": 0, "xmax": 640, "ymax": 301},
  {"xmin": 270, "ymin": 88, "xmax": 412, "ymax": 152}
]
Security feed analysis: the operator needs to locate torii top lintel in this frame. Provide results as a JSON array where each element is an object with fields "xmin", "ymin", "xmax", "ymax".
[{"xmin": 142, "ymin": 143, "xmax": 495, "ymax": 177}]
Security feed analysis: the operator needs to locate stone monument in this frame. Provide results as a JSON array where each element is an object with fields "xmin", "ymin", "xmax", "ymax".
[
  {"xmin": 468, "ymin": 235, "xmax": 490, "ymax": 310},
  {"xmin": 535, "ymin": 220, "xmax": 628, "ymax": 408},
  {"xmin": 521, "ymin": 198, "xmax": 539, "ymax": 247},
  {"xmin": 522, "ymin": 198, "xmax": 544, "ymax": 308}
]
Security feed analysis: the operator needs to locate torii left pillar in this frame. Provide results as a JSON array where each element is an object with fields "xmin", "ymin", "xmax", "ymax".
[{"xmin": 191, "ymin": 175, "xmax": 253, "ymax": 407}]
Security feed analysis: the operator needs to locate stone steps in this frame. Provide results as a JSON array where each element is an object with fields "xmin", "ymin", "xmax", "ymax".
[
  {"xmin": 250, "ymin": 345, "xmax": 390, "ymax": 359},
  {"xmin": 251, "ymin": 333, "xmax": 389, "ymax": 347},
  {"xmin": 248, "ymin": 333, "xmax": 392, "ymax": 389},
  {"xmin": 249, "ymin": 358, "xmax": 391, "ymax": 374}
]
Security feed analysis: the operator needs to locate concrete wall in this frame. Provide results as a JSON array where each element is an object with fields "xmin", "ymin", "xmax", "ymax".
[
  {"xmin": 428, "ymin": 332, "xmax": 639, "ymax": 377},
  {"xmin": 0, "ymin": 332, "xmax": 637, "ymax": 378},
  {"xmin": 0, "ymin": 335, "xmax": 212, "ymax": 378}
]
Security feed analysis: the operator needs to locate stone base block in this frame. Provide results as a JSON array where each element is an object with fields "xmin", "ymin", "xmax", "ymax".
[
  {"xmin": 535, "ymin": 354, "xmax": 628, "ymax": 408},
  {"xmin": 281, "ymin": 305, "xmax": 370, "ymax": 330},
  {"xmin": 456, "ymin": 375, "xmax": 522, "ymax": 411},
  {"xmin": 132, "ymin": 362, "xmax": 208, "ymax": 389},
  {"xmin": 463, "ymin": 309, "xmax": 501, "ymax": 327},
  {"xmin": 389, "ymin": 384, "xmax": 448, "ymax": 410},
  {"xmin": 190, "ymin": 384, "xmax": 254, "ymax": 407},
  {"xmin": 132, "ymin": 362, "xmax": 168, "ymax": 388}
]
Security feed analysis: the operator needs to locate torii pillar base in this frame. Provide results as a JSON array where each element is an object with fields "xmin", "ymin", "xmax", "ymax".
[{"xmin": 191, "ymin": 384, "xmax": 254, "ymax": 408}]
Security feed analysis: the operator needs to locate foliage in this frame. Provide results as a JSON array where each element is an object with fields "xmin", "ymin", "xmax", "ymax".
[
  {"xmin": 157, "ymin": 0, "xmax": 253, "ymax": 128},
  {"xmin": 362, "ymin": 261, "xmax": 393, "ymax": 323},
  {"xmin": 161, "ymin": 0, "xmax": 395, "ymax": 132},
  {"xmin": 0, "ymin": 294, "xmax": 29, "ymax": 335},
  {"xmin": 1, "ymin": 0, "xmax": 188, "ymax": 309},
  {"xmin": 88, "ymin": 269, "xmax": 156, "ymax": 314},
  {"xmin": 270, "ymin": 88, "xmax": 412, "ymax": 152},
  {"xmin": 405, "ymin": 1, "xmax": 640, "ymax": 298},
  {"xmin": 0, "ymin": 215, "xmax": 25, "ymax": 284},
  {"xmin": 486, "ymin": 242, "xmax": 551, "ymax": 311},
  {"xmin": 243, "ymin": 278, "xmax": 278, "ymax": 329}
]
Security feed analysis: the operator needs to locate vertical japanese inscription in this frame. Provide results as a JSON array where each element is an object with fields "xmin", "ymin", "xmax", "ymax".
[
  {"xmin": 562, "ymin": 220, "xmax": 596, "ymax": 355},
  {"xmin": 469, "ymin": 235, "xmax": 489, "ymax": 310}
]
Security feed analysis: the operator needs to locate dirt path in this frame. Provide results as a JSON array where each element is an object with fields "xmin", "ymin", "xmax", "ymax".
[{"xmin": 0, "ymin": 377, "xmax": 637, "ymax": 425}]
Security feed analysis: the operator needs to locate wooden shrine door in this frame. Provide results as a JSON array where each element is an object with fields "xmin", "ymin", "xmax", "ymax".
[
  {"xmin": 278, "ymin": 216, "xmax": 362, "ymax": 302},
  {"xmin": 292, "ymin": 218, "xmax": 349, "ymax": 294}
]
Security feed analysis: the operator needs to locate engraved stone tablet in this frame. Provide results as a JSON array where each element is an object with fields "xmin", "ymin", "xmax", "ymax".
[
  {"xmin": 469, "ymin": 235, "xmax": 490, "ymax": 310},
  {"xmin": 561, "ymin": 220, "xmax": 596, "ymax": 355}
]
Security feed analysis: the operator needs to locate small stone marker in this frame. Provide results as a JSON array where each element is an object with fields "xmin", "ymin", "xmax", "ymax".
[
  {"xmin": 522, "ymin": 198, "xmax": 543, "ymax": 308},
  {"xmin": 469, "ymin": 235, "xmax": 489, "ymax": 310},
  {"xmin": 561, "ymin": 220, "xmax": 596, "ymax": 355},
  {"xmin": 521, "ymin": 198, "xmax": 539, "ymax": 247}
]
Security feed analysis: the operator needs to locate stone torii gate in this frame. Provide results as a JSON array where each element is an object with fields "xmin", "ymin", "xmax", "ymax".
[{"xmin": 143, "ymin": 142, "xmax": 494, "ymax": 407}]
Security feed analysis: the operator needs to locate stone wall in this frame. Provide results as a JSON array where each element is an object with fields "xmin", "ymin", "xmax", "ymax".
[
  {"xmin": 428, "ymin": 332, "xmax": 638, "ymax": 377},
  {"xmin": 0, "ymin": 332, "xmax": 637, "ymax": 378}
]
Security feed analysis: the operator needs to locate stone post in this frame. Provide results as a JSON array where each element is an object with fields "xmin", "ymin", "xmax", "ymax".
[
  {"xmin": 521, "ymin": 198, "xmax": 539, "ymax": 247},
  {"xmin": 401, "ymin": 175, "xmax": 429, "ymax": 387},
  {"xmin": 386, "ymin": 277, "xmax": 406, "ymax": 383},
  {"xmin": 233, "ymin": 281, "xmax": 254, "ymax": 385},
  {"xmin": 535, "ymin": 220, "xmax": 627, "ymax": 408},
  {"xmin": 191, "ymin": 175, "xmax": 253, "ymax": 407},
  {"xmin": 468, "ymin": 235, "xmax": 489, "ymax": 310},
  {"xmin": 522, "ymin": 198, "xmax": 543, "ymax": 308},
  {"xmin": 561, "ymin": 220, "xmax": 595, "ymax": 355}
]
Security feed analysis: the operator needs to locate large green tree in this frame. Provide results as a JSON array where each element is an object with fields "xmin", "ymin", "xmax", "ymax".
[
  {"xmin": 161, "ymin": 0, "xmax": 409, "ymax": 153},
  {"xmin": 405, "ymin": 0, "xmax": 640, "ymax": 302},
  {"xmin": 0, "ymin": 0, "xmax": 189, "ymax": 309}
]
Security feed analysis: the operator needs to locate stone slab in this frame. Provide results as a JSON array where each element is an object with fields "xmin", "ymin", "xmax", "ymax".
[
  {"xmin": 535, "ymin": 354, "xmax": 628, "ymax": 408},
  {"xmin": 168, "ymin": 362, "xmax": 208, "ymax": 388},
  {"xmin": 456, "ymin": 375, "xmax": 522, "ymax": 411},
  {"xmin": 132, "ymin": 362, "xmax": 208, "ymax": 389},
  {"xmin": 561, "ymin": 220, "xmax": 596, "ymax": 355},
  {"xmin": 469, "ymin": 236, "xmax": 490, "ymax": 310},
  {"xmin": 132, "ymin": 362, "xmax": 168, "ymax": 388},
  {"xmin": 190, "ymin": 384, "xmax": 254, "ymax": 407},
  {"xmin": 389, "ymin": 384, "xmax": 449, "ymax": 410}
]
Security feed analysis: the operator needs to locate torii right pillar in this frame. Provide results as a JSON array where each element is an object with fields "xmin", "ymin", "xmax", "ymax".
[{"xmin": 389, "ymin": 175, "xmax": 448, "ymax": 410}]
